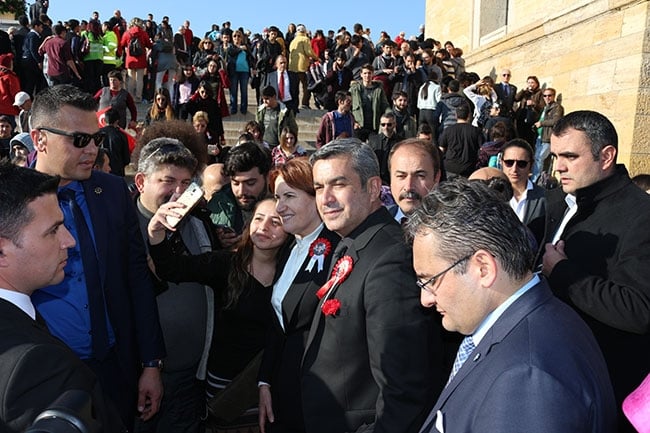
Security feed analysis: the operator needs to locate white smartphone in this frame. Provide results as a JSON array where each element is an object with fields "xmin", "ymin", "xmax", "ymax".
[{"xmin": 165, "ymin": 182, "xmax": 203, "ymax": 228}]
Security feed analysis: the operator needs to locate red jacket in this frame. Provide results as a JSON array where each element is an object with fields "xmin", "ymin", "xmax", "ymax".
[
  {"xmin": 120, "ymin": 27, "xmax": 152, "ymax": 69},
  {"xmin": 0, "ymin": 67, "xmax": 20, "ymax": 116}
]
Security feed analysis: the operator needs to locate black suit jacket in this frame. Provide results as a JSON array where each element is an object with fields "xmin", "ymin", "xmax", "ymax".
[
  {"xmin": 494, "ymin": 82, "xmax": 517, "ymax": 115},
  {"xmin": 301, "ymin": 207, "xmax": 441, "ymax": 433},
  {"xmin": 0, "ymin": 298, "xmax": 124, "ymax": 433},
  {"xmin": 259, "ymin": 226, "xmax": 340, "ymax": 431},
  {"xmin": 523, "ymin": 183, "xmax": 546, "ymax": 246},
  {"xmin": 541, "ymin": 166, "xmax": 650, "ymax": 433}
]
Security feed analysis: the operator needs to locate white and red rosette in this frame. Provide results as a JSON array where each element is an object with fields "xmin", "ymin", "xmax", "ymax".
[
  {"xmin": 305, "ymin": 237, "xmax": 332, "ymax": 273},
  {"xmin": 316, "ymin": 255, "xmax": 354, "ymax": 316}
]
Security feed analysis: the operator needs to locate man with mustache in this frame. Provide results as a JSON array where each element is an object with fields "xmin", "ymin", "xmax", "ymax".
[
  {"xmin": 387, "ymin": 138, "xmax": 442, "ymax": 223},
  {"xmin": 207, "ymin": 141, "xmax": 271, "ymax": 249}
]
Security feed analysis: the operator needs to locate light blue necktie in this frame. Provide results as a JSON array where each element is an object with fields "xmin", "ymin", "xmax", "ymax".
[{"xmin": 448, "ymin": 335, "xmax": 475, "ymax": 384}]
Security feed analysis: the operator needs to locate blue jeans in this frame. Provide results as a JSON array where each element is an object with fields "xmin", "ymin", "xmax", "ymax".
[
  {"xmin": 532, "ymin": 137, "xmax": 550, "ymax": 182},
  {"xmin": 230, "ymin": 71, "xmax": 250, "ymax": 114}
]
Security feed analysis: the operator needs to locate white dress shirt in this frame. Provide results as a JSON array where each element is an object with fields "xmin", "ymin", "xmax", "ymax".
[
  {"xmin": 271, "ymin": 224, "xmax": 323, "ymax": 329},
  {"xmin": 0, "ymin": 287, "xmax": 36, "ymax": 319},
  {"xmin": 551, "ymin": 193, "xmax": 577, "ymax": 244},
  {"xmin": 509, "ymin": 179, "xmax": 534, "ymax": 222}
]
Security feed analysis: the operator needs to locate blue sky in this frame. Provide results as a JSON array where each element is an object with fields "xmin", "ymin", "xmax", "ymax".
[{"xmin": 46, "ymin": 1, "xmax": 425, "ymax": 43}]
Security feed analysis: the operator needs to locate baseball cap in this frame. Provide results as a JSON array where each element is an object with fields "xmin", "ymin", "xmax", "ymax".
[{"xmin": 13, "ymin": 91, "xmax": 30, "ymax": 107}]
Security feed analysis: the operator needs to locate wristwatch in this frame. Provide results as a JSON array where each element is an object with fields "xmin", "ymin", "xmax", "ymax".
[{"xmin": 142, "ymin": 359, "xmax": 164, "ymax": 370}]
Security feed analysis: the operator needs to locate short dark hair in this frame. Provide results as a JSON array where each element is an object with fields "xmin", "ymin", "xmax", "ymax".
[
  {"xmin": 455, "ymin": 102, "xmax": 471, "ymax": 121},
  {"xmin": 104, "ymin": 107, "xmax": 120, "ymax": 125},
  {"xmin": 501, "ymin": 138, "xmax": 534, "ymax": 163},
  {"xmin": 0, "ymin": 160, "xmax": 60, "ymax": 245},
  {"xmin": 335, "ymin": 90, "xmax": 351, "ymax": 104},
  {"xmin": 552, "ymin": 110, "xmax": 618, "ymax": 160},
  {"xmin": 310, "ymin": 138, "xmax": 379, "ymax": 188},
  {"xmin": 406, "ymin": 178, "xmax": 534, "ymax": 279},
  {"xmin": 262, "ymin": 85, "xmax": 276, "ymax": 98},
  {"xmin": 224, "ymin": 141, "xmax": 272, "ymax": 177},
  {"xmin": 31, "ymin": 85, "xmax": 97, "ymax": 129}
]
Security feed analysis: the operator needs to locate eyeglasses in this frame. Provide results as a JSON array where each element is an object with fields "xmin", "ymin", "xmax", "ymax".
[
  {"xmin": 502, "ymin": 159, "xmax": 530, "ymax": 169},
  {"xmin": 416, "ymin": 254, "xmax": 472, "ymax": 294},
  {"xmin": 37, "ymin": 127, "xmax": 105, "ymax": 148},
  {"xmin": 543, "ymin": 94, "xmax": 554, "ymax": 97},
  {"xmin": 502, "ymin": 73, "xmax": 511, "ymax": 77},
  {"xmin": 233, "ymin": 35, "xmax": 242, "ymax": 38},
  {"xmin": 380, "ymin": 123, "xmax": 394, "ymax": 127}
]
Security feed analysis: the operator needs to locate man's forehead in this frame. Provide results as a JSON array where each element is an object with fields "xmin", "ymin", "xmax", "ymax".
[{"xmin": 232, "ymin": 168, "xmax": 263, "ymax": 180}]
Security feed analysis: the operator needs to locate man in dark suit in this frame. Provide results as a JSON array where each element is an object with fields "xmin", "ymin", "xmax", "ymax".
[
  {"xmin": 541, "ymin": 110, "xmax": 650, "ymax": 433},
  {"xmin": 500, "ymin": 139, "xmax": 546, "ymax": 245},
  {"xmin": 264, "ymin": 54, "xmax": 299, "ymax": 114},
  {"xmin": 304, "ymin": 139, "xmax": 440, "ymax": 433},
  {"xmin": 494, "ymin": 68, "xmax": 516, "ymax": 118},
  {"xmin": 30, "ymin": 85, "xmax": 165, "ymax": 430},
  {"xmin": 409, "ymin": 179, "xmax": 616, "ymax": 433},
  {"xmin": 0, "ymin": 161, "xmax": 123, "ymax": 433}
]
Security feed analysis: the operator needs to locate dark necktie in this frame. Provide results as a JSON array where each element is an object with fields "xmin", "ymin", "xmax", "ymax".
[
  {"xmin": 503, "ymin": 83, "xmax": 509, "ymax": 97},
  {"xmin": 58, "ymin": 188, "xmax": 110, "ymax": 360}
]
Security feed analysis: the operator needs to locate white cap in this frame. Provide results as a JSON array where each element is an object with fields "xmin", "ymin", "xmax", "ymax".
[{"xmin": 13, "ymin": 91, "xmax": 30, "ymax": 107}]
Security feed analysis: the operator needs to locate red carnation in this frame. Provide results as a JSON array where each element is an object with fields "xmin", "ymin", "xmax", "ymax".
[{"xmin": 322, "ymin": 299, "xmax": 341, "ymax": 316}]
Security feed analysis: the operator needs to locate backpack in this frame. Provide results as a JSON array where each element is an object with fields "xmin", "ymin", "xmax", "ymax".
[
  {"xmin": 476, "ymin": 99, "xmax": 493, "ymax": 129},
  {"xmin": 129, "ymin": 35, "xmax": 143, "ymax": 57}
]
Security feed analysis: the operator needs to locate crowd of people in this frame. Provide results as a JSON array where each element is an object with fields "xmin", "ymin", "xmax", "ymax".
[{"xmin": 0, "ymin": 5, "xmax": 649, "ymax": 433}]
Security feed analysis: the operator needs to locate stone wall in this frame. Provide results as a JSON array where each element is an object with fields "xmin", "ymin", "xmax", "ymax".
[{"xmin": 425, "ymin": 0, "xmax": 650, "ymax": 174}]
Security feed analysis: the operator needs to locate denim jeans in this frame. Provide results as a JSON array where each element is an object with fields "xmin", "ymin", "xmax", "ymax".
[
  {"xmin": 532, "ymin": 137, "xmax": 550, "ymax": 182},
  {"xmin": 230, "ymin": 71, "xmax": 250, "ymax": 114}
]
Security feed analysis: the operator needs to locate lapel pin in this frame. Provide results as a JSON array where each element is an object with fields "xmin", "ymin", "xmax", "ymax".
[
  {"xmin": 473, "ymin": 353, "xmax": 481, "ymax": 361},
  {"xmin": 94, "ymin": 187, "xmax": 103, "ymax": 195}
]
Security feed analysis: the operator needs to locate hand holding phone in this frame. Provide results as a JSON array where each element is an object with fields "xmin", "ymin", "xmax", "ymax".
[{"xmin": 165, "ymin": 182, "xmax": 203, "ymax": 228}]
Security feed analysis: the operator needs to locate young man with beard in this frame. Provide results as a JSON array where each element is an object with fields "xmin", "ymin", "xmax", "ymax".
[
  {"xmin": 207, "ymin": 141, "xmax": 271, "ymax": 249},
  {"xmin": 392, "ymin": 91, "xmax": 417, "ymax": 139}
]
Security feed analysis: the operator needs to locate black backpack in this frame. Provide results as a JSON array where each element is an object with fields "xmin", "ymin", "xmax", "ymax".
[{"xmin": 129, "ymin": 35, "xmax": 143, "ymax": 57}]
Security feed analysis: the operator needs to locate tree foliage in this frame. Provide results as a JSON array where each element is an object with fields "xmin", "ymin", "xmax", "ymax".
[{"xmin": 0, "ymin": 0, "xmax": 26, "ymax": 19}]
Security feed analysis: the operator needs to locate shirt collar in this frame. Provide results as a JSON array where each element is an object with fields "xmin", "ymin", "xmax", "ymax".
[
  {"xmin": 0, "ymin": 287, "xmax": 37, "ymax": 319},
  {"xmin": 472, "ymin": 274, "xmax": 540, "ymax": 346}
]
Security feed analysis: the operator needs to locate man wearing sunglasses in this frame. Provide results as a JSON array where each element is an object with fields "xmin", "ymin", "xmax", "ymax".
[
  {"xmin": 30, "ymin": 85, "xmax": 165, "ymax": 431},
  {"xmin": 500, "ymin": 139, "xmax": 546, "ymax": 245},
  {"xmin": 532, "ymin": 87, "xmax": 563, "ymax": 182},
  {"xmin": 410, "ymin": 179, "xmax": 615, "ymax": 433}
]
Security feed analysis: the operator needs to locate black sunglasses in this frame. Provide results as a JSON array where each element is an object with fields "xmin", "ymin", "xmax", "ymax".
[
  {"xmin": 38, "ymin": 126, "xmax": 105, "ymax": 148},
  {"xmin": 502, "ymin": 159, "xmax": 529, "ymax": 169}
]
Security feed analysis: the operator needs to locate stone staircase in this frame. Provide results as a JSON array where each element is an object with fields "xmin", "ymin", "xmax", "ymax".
[{"xmin": 220, "ymin": 90, "xmax": 326, "ymax": 152}]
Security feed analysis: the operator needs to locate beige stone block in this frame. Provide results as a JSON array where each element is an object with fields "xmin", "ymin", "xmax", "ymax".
[{"xmin": 621, "ymin": 3, "xmax": 649, "ymax": 37}]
